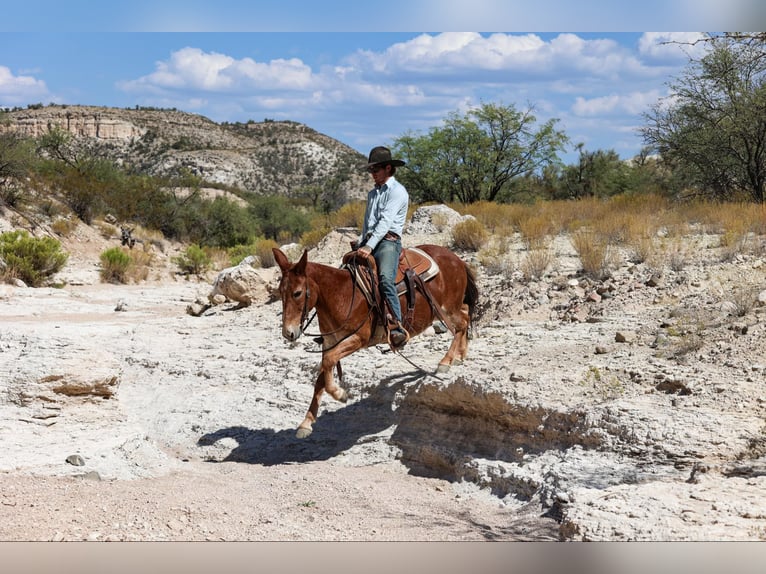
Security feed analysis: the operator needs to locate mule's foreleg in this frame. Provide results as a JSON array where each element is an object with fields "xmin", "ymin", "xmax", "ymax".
[
  {"xmin": 296, "ymin": 357, "xmax": 348, "ymax": 439},
  {"xmin": 296, "ymin": 372, "xmax": 326, "ymax": 439}
]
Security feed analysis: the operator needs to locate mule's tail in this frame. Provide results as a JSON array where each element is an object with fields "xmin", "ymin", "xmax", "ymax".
[{"xmin": 463, "ymin": 262, "xmax": 479, "ymax": 330}]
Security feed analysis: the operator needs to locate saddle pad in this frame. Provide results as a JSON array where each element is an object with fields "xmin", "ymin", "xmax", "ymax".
[{"xmin": 395, "ymin": 247, "xmax": 439, "ymax": 294}]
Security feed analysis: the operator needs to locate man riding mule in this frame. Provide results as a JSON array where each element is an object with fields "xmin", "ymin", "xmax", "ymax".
[
  {"xmin": 353, "ymin": 146, "xmax": 410, "ymax": 349},
  {"xmin": 273, "ymin": 243, "xmax": 478, "ymax": 439}
]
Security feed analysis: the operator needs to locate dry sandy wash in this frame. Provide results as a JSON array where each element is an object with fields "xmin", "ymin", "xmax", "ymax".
[{"xmin": 1, "ymin": 207, "xmax": 766, "ymax": 542}]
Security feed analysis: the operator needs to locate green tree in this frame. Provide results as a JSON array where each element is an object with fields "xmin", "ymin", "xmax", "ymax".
[
  {"xmin": 641, "ymin": 34, "xmax": 766, "ymax": 202},
  {"xmin": 392, "ymin": 102, "xmax": 568, "ymax": 204},
  {"xmin": 0, "ymin": 130, "xmax": 35, "ymax": 207},
  {"xmin": 248, "ymin": 195, "xmax": 309, "ymax": 241},
  {"xmin": 558, "ymin": 144, "xmax": 631, "ymax": 199},
  {"xmin": 196, "ymin": 197, "xmax": 257, "ymax": 248}
]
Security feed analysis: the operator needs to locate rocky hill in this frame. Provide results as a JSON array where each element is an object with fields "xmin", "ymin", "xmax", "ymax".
[{"xmin": 0, "ymin": 104, "xmax": 369, "ymax": 201}]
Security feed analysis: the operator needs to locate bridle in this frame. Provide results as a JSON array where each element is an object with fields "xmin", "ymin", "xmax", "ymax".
[{"xmin": 287, "ymin": 267, "xmax": 376, "ymax": 353}]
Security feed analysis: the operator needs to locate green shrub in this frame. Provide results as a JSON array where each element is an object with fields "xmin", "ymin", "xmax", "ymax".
[
  {"xmin": 173, "ymin": 244, "xmax": 211, "ymax": 276},
  {"xmin": 0, "ymin": 230, "xmax": 69, "ymax": 287},
  {"xmin": 99, "ymin": 247, "xmax": 132, "ymax": 283}
]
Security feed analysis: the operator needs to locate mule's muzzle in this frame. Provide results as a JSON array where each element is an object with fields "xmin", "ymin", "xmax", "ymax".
[{"xmin": 282, "ymin": 325, "xmax": 303, "ymax": 342}]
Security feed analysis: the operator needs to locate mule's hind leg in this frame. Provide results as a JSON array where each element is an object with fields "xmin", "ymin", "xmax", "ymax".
[
  {"xmin": 437, "ymin": 332, "xmax": 463, "ymax": 373},
  {"xmin": 436, "ymin": 304, "xmax": 471, "ymax": 373}
]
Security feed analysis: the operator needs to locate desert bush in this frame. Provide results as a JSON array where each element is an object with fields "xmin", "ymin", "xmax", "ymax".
[
  {"xmin": 0, "ymin": 230, "xmax": 69, "ymax": 287},
  {"xmin": 173, "ymin": 244, "xmax": 211, "ymax": 276},
  {"xmin": 451, "ymin": 217, "xmax": 489, "ymax": 251},
  {"xmin": 662, "ymin": 239, "xmax": 690, "ymax": 272},
  {"xmin": 521, "ymin": 247, "xmax": 554, "ymax": 281},
  {"xmin": 50, "ymin": 217, "xmax": 78, "ymax": 237},
  {"xmin": 727, "ymin": 285, "xmax": 760, "ymax": 317},
  {"xmin": 99, "ymin": 247, "xmax": 131, "ymax": 283},
  {"xmin": 478, "ymin": 240, "xmax": 514, "ymax": 277},
  {"xmin": 299, "ymin": 226, "xmax": 329, "ymax": 250},
  {"xmin": 328, "ymin": 201, "xmax": 365, "ymax": 229},
  {"xmin": 570, "ymin": 229, "xmax": 615, "ymax": 280},
  {"xmin": 94, "ymin": 220, "xmax": 118, "ymax": 240},
  {"xmin": 518, "ymin": 213, "xmax": 554, "ymax": 250},
  {"xmin": 254, "ymin": 238, "xmax": 279, "ymax": 268}
]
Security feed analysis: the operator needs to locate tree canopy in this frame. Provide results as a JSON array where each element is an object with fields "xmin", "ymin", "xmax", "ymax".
[
  {"xmin": 641, "ymin": 34, "xmax": 766, "ymax": 203},
  {"xmin": 391, "ymin": 102, "xmax": 568, "ymax": 204}
]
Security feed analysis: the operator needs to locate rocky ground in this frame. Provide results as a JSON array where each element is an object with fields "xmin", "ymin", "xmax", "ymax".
[{"xmin": 1, "ymin": 205, "xmax": 765, "ymax": 543}]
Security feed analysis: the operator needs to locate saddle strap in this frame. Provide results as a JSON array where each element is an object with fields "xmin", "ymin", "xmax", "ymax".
[{"xmin": 411, "ymin": 272, "xmax": 456, "ymax": 335}]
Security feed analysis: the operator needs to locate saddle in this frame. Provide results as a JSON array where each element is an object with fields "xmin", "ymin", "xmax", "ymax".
[{"xmin": 341, "ymin": 246, "xmax": 442, "ymax": 334}]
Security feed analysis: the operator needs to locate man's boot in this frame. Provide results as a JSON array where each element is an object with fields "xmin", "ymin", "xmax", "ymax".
[{"xmin": 389, "ymin": 324, "xmax": 409, "ymax": 348}]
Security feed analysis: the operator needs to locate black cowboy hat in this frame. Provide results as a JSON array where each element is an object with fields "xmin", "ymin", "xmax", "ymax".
[{"xmin": 362, "ymin": 146, "xmax": 405, "ymax": 169}]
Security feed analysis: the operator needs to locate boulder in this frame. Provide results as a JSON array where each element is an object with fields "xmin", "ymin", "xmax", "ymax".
[{"xmin": 208, "ymin": 256, "xmax": 278, "ymax": 307}]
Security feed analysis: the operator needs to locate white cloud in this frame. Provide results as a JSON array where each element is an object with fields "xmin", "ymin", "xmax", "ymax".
[
  {"xmin": 345, "ymin": 32, "xmax": 660, "ymax": 83},
  {"xmin": 119, "ymin": 47, "xmax": 316, "ymax": 94},
  {"xmin": 638, "ymin": 32, "xmax": 708, "ymax": 62},
  {"xmin": 0, "ymin": 66, "xmax": 50, "ymax": 105},
  {"xmin": 572, "ymin": 89, "xmax": 665, "ymax": 116}
]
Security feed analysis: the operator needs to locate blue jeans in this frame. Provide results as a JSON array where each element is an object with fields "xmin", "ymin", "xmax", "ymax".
[{"xmin": 373, "ymin": 238, "xmax": 402, "ymax": 324}]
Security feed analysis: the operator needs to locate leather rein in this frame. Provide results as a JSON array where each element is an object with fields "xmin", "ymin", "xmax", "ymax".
[{"xmin": 296, "ymin": 265, "xmax": 376, "ymax": 353}]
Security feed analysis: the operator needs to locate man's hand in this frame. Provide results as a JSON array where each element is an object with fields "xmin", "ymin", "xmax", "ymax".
[{"xmin": 358, "ymin": 245, "xmax": 372, "ymax": 255}]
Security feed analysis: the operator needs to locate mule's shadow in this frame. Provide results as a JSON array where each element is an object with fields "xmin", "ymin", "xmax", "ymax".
[{"xmin": 197, "ymin": 369, "xmax": 427, "ymax": 466}]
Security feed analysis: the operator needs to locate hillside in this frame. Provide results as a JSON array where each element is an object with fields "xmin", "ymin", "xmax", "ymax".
[{"xmin": 0, "ymin": 104, "xmax": 369, "ymax": 200}]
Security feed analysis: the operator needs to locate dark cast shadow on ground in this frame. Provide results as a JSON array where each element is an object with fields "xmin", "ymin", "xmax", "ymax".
[{"xmin": 197, "ymin": 369, "xmax": 428, "ymax": 465}]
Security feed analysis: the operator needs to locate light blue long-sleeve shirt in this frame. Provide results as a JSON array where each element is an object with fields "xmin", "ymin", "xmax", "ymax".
[{"xmin": 359, "ymin": 176, "xmax": 409, "ymax": 251}]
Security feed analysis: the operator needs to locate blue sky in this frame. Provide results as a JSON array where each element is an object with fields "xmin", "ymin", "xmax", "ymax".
[{"xmin": 1, "ymin": 1, "xmax": 763, "ymax": 164}]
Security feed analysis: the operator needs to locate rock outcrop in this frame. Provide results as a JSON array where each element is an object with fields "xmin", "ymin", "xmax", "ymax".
[{"xmin": 0, "ymin": 105, "xmax": 369, "ymax": 199}]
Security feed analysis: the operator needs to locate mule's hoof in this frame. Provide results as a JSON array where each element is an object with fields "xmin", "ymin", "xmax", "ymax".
[
  {"xmin": 296, "ymin": 427, "xmax": 313, "ymax": 439},
  {"xmin": 436, "ymin": 363, "xmax": 450, "ymax": 374},
  {"xmin": 338, "ymin": 389, "xmax": 348, "ymax": 403},
  {"xmin": 453, "ymin": 359, "xmax": 464, "ymax": 366}
]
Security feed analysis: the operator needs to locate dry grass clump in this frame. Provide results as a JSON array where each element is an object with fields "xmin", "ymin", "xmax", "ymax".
[
  {"xmin": 451, "ymin": 217, "xmax": 489, "ymax": 251},
  {"xmin": 50, "ymin": 217, "xmax": 78, "ymax": 238},
  {"xmin": 660, "ymin": 308, "xmax": 708, "ymax": 360},
  {"xmin": 521, "ymin": 246, "xmax": 555, "ymax": 281},
  {"xmin": 330, "ymin": 201, "xmax": 366, "ymax": 229},
  {"xmin": 478, "ymin": 239, "xmax": 514, "ymax": 278},
  {"xmin": 663, "ymin": 238, "xmax": 691, "ymax": 272},
  {"xmin": 725, "ymin": 285, "xmax": 760, "ymax": 318},
  {"xmin": 569, "ymin": 229, "xmax": 617, "ymax": 280},
  {"xmin": 460, "ymin": 201, "xmax": 525, "ymax": 236},
  {"xmin": 125, "ymin": 247, "xmax": 153, "ymax": 282},
  {"xmin": 518, "ymin": 213, "xmax": 554, "ymax": 251}
]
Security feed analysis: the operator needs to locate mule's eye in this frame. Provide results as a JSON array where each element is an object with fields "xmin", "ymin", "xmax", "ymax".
[{"xmin": 292, "ymin": 290, "xmax": 302, "ymax": 299}]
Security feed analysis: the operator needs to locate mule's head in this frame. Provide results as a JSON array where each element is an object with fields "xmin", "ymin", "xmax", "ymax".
[{"xmin": 273, "ymin": 248, "xmax": 313, "ymax": 342}]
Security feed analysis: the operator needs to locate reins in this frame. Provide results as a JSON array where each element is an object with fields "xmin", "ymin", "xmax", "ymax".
[{"xmin": 298, "ymin": 265, "xmax": 377, "ymax": 354}]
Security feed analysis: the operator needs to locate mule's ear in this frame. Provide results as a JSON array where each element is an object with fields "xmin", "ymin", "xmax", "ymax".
[
  {"xmin": 273, "ymin": 247, "xmax": 289, "ymax": 271},
  {"xmin": 294, "ymin": 249, "xmax": 308, "ymax": 274}
]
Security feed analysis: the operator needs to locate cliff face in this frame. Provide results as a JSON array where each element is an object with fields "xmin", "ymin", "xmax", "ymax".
[{"xmin": 1, "ymin": 105, "xmax": 368, "ymax": 200}]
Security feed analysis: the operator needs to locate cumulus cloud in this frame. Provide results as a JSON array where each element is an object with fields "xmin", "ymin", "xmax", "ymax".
[
  {"xmin": 638, "ymin": 32, "xmax": 709, "ymax": 62},
  {"xmin": 0, "ymin": 66, "xmax": 50, "ymax": 105},
  {"xmin": 572, "ymin": 89, "xmax": 665, "ymax": 117},
  {"xmin": 345, "ymin": 32, "xmax": 657, "ymax": 83},
  {"xmin": 119, "ymin": 47, "xmax": 316, "ymax": 94}
]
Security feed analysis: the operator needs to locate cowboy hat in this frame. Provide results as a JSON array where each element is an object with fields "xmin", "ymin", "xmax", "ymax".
[{"xmin": 363, "ymin": 146, "xmax": 405, "ymax": 169}]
